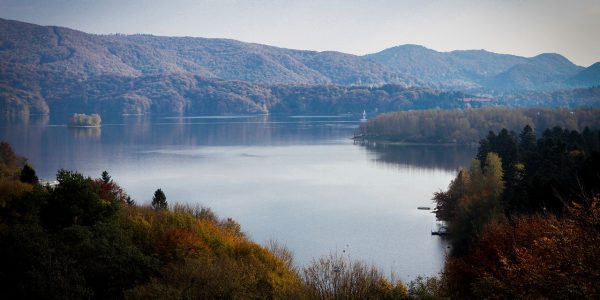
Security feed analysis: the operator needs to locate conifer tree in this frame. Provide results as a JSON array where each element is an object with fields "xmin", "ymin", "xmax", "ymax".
[{"xmin": 152, "ymin": 188, "xmax": 167, "ymax": 210}]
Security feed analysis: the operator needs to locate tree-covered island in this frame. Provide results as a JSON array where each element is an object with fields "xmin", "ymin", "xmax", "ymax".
[{"xmin": 68, "ymin": 113, "xmax": 102, "ymax": 127}]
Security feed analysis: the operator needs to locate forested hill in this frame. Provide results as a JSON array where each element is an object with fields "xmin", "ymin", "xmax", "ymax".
[
  {"xmin": 0, "ymin": 70, "xmax": 468, "ymax": 116},
  {"xmin": 1, "ymin": 18, "xmax": 600, "ymax": 117},
  {"xmin": 357, "ymin": 107, "xmax": 600, "ymax": 144},
  {"xmin": 0, "ymin": 18, "xmax": 416, "ymax": 86}
]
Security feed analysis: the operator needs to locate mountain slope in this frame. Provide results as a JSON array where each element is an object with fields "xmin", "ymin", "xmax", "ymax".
[
  {"xmin": 365, "ymin": 45, "xmax": 528, "ymax": 88},
  {"xmin": 488, "ymin": 53, "xmax": 583, "ymax": 90},
  {"xmin": 0, "ymin": 18, "xmax": 417, "ymax": 86},
  {"xmin": 570, "ymin": 62, "xmax": 600, "ymax": 86}
]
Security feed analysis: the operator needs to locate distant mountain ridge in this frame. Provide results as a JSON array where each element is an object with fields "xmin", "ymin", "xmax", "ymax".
[
  {"xmin": 365, "ymin": 45, "xmax": 590, "ymax": 90},
  {"xmin": 0, "ymin": 18, "xmax": 599, "ymax": 116},
  {"xmin": 0, "ymin": 18, "xmax": 417, "ymax": 86}
]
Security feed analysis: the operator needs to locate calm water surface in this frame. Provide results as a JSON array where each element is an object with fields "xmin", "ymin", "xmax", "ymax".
[{"xmin": 1, "ymin": 114, "xmax": 474, "ymax": 281}]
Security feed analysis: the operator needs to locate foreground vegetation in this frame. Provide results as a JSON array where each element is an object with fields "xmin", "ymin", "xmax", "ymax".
[
  {"xmin": 357, "ymin": 107, "xmax": 600, "ymax": 144},
  {"xmin": 432, "ymin": 126, "xmax": 600, "ymax": 298},
  {"xmin": 0, "ymin": 142, "xmax": 412, "ymax": 299}
]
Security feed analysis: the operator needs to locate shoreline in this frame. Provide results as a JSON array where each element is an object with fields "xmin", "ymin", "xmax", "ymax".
[
  {"xmin": 67, "ymin": 124, "xmax": 101, "ymax": 128},
  {"xmin": 353, "ymin": 136, "xmax": 475, "ymax": 146}
]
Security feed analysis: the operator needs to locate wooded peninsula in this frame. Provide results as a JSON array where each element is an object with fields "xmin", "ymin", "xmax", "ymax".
[{"xmin": 357, "ymin": 107, "xmax": 600, "ymax": 144}]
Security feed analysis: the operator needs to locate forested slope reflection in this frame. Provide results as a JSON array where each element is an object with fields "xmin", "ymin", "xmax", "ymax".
[{"xmin": 361, "ymin": 142, "xmax": 475, "ymax": 172}]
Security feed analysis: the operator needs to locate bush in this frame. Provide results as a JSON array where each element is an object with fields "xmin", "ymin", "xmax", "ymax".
[{"xmin": 303, "ymin": 253, "xmax": 408, "ymax": 299}]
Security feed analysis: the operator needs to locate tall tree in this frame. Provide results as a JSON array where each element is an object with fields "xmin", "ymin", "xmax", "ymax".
[
  {"xmin": 483, "ymin": 152, "xmax": 504, "ymax": 201},
  {"xmin": 152, "ymin": 189, "xmax": 167, "ymax": 211},
  {"xmin": 101, "ymin": 171, "xmax": 111, "ymax": 184},
  {"xmin": 0, "ymin": 141, "xmax": 23, "ymax": 179},
  {"xmin": 19, "ymin": 164, "xmax": 39, "ymax": 184},
  {"xmin": 518, "ymin": 125, "xmax": 537, "ymax": 159}
]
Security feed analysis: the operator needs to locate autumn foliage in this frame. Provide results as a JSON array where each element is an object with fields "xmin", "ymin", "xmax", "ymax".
[
  {"xmin": 0, "ymin": 141, "xmax": 305, "ymax": 299},
  {"xmin": 445, "ymin": 199, "xmax": 600, "ymax": 299},
  {"xmin": 0, "ymin": 141, "xmax": 411, "ymax": 299},
  {"xmin": 434, "ymin": 126, "xmax": 600, "ymax": 298},
  {"xmin": 121, "ymin": 205, "xmax": 304, "ymax": 299}
]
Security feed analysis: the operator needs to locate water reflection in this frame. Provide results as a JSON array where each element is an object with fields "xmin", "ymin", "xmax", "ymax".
[
  {"xmin": 69, "ymin": 127, "xmax": 102, "ymax": 140},
  {"xmin": 358, "ymin": 141, "xmax": 475, "ymax": 172},
  {"xmin": 1, "ymin": 114, "xmax": 49, "ymax": 127},
  {"xmin": 0, "ymin": 114, "xmax": 359, "ymax": 179}
]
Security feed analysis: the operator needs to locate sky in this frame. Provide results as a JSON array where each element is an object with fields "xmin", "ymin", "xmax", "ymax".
[{"xmin": 1, "ymin": 0, "xmax": 599, "ymax": 66}]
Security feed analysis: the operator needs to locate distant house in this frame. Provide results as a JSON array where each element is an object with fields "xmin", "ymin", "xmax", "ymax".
[{"xmin": 39, "ymin": 179, "xmax": 59, "ymax": 189}]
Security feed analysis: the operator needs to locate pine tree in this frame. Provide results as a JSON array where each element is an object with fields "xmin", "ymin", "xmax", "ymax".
[
  {"xmin": 519, "ymin": 125, "xmax": 537, "ymax": 158},
  {"xmin": 101, "ymin": 171, "xmax": 111, "ymax": 184},
  {"xmin": 152, "ymin": 188, "xmax": 167, "ymax": 210}
]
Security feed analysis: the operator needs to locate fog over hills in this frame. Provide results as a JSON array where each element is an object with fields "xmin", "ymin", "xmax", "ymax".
[{"xmin": 1, "ymin": 18, "xmax": 599, "ymax": 116}]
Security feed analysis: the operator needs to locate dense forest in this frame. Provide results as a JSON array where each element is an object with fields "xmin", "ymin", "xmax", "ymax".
[
  {"xmin": 0, "ymin": 71, "xmax": 470, "ymax": 117},
  {"xmin": 493, "ymin": 86, "xmax": 600, "ymax": 108},
  {"xmin": 429, "ymin": 126, "xmax": 600, "ymax": 298},
  {"xmin": 357, "ymin": 107, "xmax": 600, "ymax": 144},
  {"xmin": 0, "ymin": 142, "xmax": 423, "ymax": 299}
]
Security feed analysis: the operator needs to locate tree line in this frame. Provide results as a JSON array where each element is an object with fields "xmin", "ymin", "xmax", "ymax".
[
  {"xmin": 2, "ymin": 70, "xmax": 471, "ymax": 117},
  {"xmin": 358, "ymin": 107, "xmax": 600, "ymax": 144}
]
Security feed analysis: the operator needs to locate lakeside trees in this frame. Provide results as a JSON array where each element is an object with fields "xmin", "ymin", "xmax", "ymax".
[
  {"xmin": 358, "ymin": 107, "xmax": 600, "ymax": 144},
  {"xmin": 433, "ymin": 126, "xmax": 600, "ymax": 298}
]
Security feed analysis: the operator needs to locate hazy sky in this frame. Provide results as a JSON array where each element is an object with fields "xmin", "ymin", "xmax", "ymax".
[{"xmin": 1, "ymin": 0, "xmax": 599, "ymax": 66}]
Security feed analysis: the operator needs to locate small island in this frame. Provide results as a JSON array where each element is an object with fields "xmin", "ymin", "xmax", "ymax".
[{"xmin": 68, "ymin": 113, "xmax": 102, "ymax": 127}]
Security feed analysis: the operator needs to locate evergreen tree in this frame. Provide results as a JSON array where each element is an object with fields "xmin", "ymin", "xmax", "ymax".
[
  {"xmin": 476, "ymin": 131, "xmax": 496, "ymax": 162},
  {"xmin": 19, "ymin": 164, "xmax": 38, "ymax": 184},
  {"xmin": 582, "ymin": 127, "xmax": 600, "ymax": 154},
  {"xmin": 518, "ymin": 125, "xmax": 537, "ymax": 159},
  {"xmin": 125, "ymin": 196, "xmax": 135, "ymax": 206},
  {"xmin": 42, "ymin": 170, "xmax": 119, "ymax": 229},
  {"xmin": 151, "ymin": 189, "xmax": 167, "ymax": 211},
  {"xmin": 101, "ymin": 171, "xmax": 111, "ymax": 184}
]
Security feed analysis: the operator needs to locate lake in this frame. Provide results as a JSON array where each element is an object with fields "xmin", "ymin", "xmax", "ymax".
[{"xmin": 0, "ymin": 114, "xmax": 474, "ymax": 282}]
